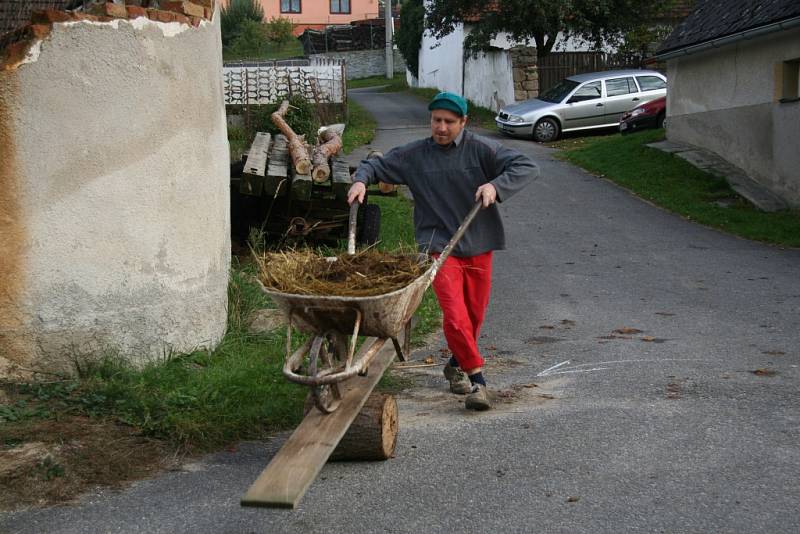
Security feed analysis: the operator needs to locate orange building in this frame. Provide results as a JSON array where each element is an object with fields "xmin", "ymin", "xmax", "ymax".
[{"xmin": 261, "ymin": 0, "xmax": 381, "ymax": 35}]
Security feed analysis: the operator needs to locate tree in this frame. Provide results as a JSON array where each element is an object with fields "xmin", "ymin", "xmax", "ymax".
[
  {"xmin": 424, "ymin": 0, "xmax": 676, "ymax": 58},
  {"xmin": 221, "ymin": 0, "xmax": 265, "ymax": 48},
  {"xmin": 396, "ymin": 0, "xmax": 425, "ymax": 78}
]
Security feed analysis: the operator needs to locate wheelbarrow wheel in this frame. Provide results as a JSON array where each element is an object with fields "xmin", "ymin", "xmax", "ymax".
[{"xmin": 308, "ymin": 332, "xmax": 347, "ymax": 413}]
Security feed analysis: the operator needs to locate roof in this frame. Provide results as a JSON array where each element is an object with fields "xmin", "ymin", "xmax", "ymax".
[
  {"xmin": 657, "ymin": 0, "xmax": 800, "ymax": 56},
  {"xmin": 567, "ymin": 69, "xmax": 665, "ymax": 83}
]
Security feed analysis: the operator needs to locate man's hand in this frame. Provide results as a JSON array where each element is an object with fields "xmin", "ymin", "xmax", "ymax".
[
  {"xmin": 475, "ymin": 183, "xmax": 497, "ymax": 208},
  {"xmin": 348, "ymin": 181, "xmax": 366, "ymax": 205}
]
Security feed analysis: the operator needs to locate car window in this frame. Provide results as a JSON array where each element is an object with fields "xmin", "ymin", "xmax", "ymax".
[
  {"xmin": 605, "ymin": 77, "xmax": 636, "ymax": 96},
  {"xmin": 636, "ymin": 75, "xmax": 666, "ymax": 91},
  {"xmin": 539, "ymin": 79, "xmax": 579, "ymax": 103},
  {"xmin": 568, "ymin": 81, "xmax": 602, "ymax": 102}
]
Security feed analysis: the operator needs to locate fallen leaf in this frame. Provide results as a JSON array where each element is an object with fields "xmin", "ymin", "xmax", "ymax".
[
  {"xmin": 614, "ymin": 327, "xmax": 643, "ymax": 335},
  {"xmin": 522, "ymin": 383, "xmax": 538, "ymax": 389},
  {"xmin": 560, "ymin": 319, "xmax": 576, "ymax": 326},
  {"xmin": 762, "ymin": 350, "xmax": 785, "ymax": 356},
  {"xmin": 641, "ymin": 335, "xmax": 656, "ymax": 342},
  {"xmin": 752, "ymin": 368, "xmax": 777, "ymax": 377},
  {"xmin": 539, "ymin": 325, "xmax": 555, "ymax": 330},
  {"xmin": 567, "ymin": 496, "xmax": 580, "ymax": 503},
  {"xmin": 538, "ymin": 394, "xmax": 556, "ymax": 400},
  {"xmin": 424, "ymin": 356, "xmax": 434, "ymax": 364}
]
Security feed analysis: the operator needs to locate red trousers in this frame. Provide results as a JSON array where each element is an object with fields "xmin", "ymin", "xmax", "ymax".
[{"xmin": 431, "ymin": 251, "xmax": 493, "ymax": 371}]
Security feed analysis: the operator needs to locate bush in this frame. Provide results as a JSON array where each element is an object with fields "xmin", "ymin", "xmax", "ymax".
[
  {"xmin": 228, "ymin": 19, "xmax": 268, "ymax": 58},
  {"xmin": 250, "ymin": 95, "xmax": 321, "ymax": 143},
  {"xmin": 264, "ymin": 16, "xmax": 295, "ymax": 49}
]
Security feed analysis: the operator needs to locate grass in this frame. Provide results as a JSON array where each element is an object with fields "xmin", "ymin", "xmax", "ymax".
[
  {"xmin": 341, "ymin": 98, "xmax": 377, "ymax": 154},
  {"xmin": 347, "ymin": 75, "xmax": 410, "ymax": 92},
  {"xmin": 223, "ymin": 39, "xmax": 305, "ymax": 62},
  {"xmin": 559, "ymin": 129, "xmax": 800, "ymax": 248}
]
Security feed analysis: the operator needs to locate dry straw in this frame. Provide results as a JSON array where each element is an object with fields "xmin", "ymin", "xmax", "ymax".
[{"xmin": 255, "ymin": 248, "xmax": 430, "ymax": 297}]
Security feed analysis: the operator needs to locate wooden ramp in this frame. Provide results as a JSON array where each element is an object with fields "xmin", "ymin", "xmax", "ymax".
[{"xmin": 241, "ymin": 336, "xmax": 396, "ymax": 509}]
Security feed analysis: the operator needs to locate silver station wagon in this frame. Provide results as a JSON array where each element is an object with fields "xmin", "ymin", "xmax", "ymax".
[{"xmin": 495, "ymin": 69, "xmax": 667, "ymax": 142}]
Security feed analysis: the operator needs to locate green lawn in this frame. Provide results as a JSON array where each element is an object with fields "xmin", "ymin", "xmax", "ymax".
[
  {"xmin": 559, "ymin": 129, "xmax": 800, "ymax": 248},
  {"xmin": 223, "ymin": 39, "xmax": 304, "ymax": 62}
]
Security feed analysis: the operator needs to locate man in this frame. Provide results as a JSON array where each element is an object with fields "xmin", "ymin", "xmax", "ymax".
[{"xmin": 347, "ymin": 92, "xmax": 538, "ymax": 410}]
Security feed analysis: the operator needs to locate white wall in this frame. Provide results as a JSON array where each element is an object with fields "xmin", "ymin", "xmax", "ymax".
[
  {"xmin": 0, "ymin": 14, "xmax": 230, "ymax": 375},
  {"xmin": 666, "ymin": 26, "xmax": 800, "ymax": 207},
  {"xmin": 417, "ymin": 23, "xmax": 464, "ymax": 94},
  {"xmin": 464, "ymin": 50, "xmax": 514, "ymax": 112}
]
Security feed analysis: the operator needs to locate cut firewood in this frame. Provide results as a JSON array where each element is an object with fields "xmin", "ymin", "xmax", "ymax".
[
  {"xmin": 303, "ymin": 392, "xmax": 398, "ymax": 461},
  {"xmin": 311, "ymin": 129, "xmax": 343, "ymax": 183},
  {"xmin": 271, "ymin": 100, "xmax": 312, "ymax": 175}
]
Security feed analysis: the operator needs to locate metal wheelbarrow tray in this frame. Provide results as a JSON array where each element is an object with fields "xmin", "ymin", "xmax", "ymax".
[{"xmin": 258, "ymin": 201, "xmax": 481, "ymax": 413}]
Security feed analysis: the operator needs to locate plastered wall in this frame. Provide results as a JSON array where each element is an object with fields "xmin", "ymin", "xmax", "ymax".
[
  {"xmin": 666, "ymin": 27, "xmax": 800, "ymax": 207},
  {"xmin": 0, "ymin": 11, "xmax": 231, "ymax": 375}
]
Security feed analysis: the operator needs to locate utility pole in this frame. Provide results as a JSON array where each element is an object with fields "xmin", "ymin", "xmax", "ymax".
[{"xmin": 385, "ymin": 0, "xmax": 393, "ymax": 78}]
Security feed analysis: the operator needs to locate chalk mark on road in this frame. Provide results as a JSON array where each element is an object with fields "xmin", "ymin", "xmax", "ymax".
[{"xmin": 536, "ymin": 358, "xmax": 707, "ymax": 377}]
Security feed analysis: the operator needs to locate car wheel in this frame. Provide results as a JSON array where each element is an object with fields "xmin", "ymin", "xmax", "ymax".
[
  {"xmin": 657, "ymin": 112, "xmax": 666, "ymax": 129},
  {"xmin": 533, "ymin": 118, "xmax": 560, "ymax": 142}
]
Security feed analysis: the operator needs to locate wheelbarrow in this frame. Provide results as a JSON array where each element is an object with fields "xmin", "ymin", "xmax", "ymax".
[{"xmin": 257, "ymin": 200, "xmax": 482, "ymax": 414}]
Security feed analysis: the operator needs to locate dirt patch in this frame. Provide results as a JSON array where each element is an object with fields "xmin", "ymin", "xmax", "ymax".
[{"xmin": 1, "ymin": 416, "xmax": 174, "ymax": 511}]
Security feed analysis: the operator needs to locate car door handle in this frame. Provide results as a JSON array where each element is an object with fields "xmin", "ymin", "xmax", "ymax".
[
  {"xmin": 596, "ymin": 103, "xmax": 603, "ymax": 107},
  {"xmin": 632, "ymin": 97, "xmax": 640, "ymax": 101}
]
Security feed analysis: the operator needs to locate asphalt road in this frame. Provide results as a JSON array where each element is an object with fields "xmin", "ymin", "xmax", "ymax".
[{"xmin": 3, "ymin": 87, "xmax": 799, "ymax": 534}]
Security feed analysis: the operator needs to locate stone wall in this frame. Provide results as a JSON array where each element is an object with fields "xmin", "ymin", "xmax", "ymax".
[
  {"xmin": 0, "ymin": 2, "xmax": 230, "ymax": 377},
  {"xmin": 509, "ymin": 46, "xmax": 539, "ymax": 101},
  {"xmin": 309, "ymin": 49, "xmax": 406, "ymax": 79}
]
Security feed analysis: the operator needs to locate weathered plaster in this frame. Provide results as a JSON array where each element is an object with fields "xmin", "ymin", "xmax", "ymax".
[
  {"xmin": 0, "ymin": 10, "xmax": 230, "ymax": 374},
  {"xmin": 666, "ymin": 27, "xmax": 800, "ymax": 207}
]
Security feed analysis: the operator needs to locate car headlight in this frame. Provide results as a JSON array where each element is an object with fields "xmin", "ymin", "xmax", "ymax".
[
  {"xmin": 630, "ymin": 108, "xmax": 646, "ymax": 117},
  {"xmin": 506, "ymin": 114, "xmax": 525, "ymax": 123}
]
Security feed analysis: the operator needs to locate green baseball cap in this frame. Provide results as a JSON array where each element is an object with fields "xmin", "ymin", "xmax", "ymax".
[{"xmin": 428, "ymin": 92, "xmax": 468, "ymax": 117}]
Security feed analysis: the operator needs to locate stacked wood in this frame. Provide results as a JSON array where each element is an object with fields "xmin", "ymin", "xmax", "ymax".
[
  {"xmin": 240, "ymin": 132, "xmax": 271, "ymax": 197},
  {"xmin": 265, "ymin": 134, "xmax": 289, "ymax": 198},
  {"xmin": 311, "ymin": 128, "xmax": 343, "ymax": 183},
  {"xmin": 271, "ymin": 100, "xmax": 312, "ymax": 176}
]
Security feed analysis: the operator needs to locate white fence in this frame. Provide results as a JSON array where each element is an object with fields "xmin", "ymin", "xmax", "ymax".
[{"xmin": 223, "ymin": 58, "xmax": 346, "ymax": 105}]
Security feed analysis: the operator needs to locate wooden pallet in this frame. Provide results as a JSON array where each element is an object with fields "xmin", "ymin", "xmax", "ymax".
[{"xmin": 241, "ymin": 335, "xmax": 398, "ymax": 509}]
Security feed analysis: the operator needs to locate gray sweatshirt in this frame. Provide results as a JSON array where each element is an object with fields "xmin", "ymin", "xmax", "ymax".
[{"xmin": 353, "ymin": 129, "xmax": 539, "ymax": 256}]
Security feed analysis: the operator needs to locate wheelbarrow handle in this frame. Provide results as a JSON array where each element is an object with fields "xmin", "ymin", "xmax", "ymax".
[
  {"xmin": 347, "ymin": 200, "xmax": 359, "ymax": 255},
  {"xmin": 431, "ymin": 201, "xmax": 482, "ymax": 273}
]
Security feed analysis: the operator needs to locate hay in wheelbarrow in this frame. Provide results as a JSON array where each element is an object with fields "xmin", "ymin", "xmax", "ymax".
[{"xmin": 254, "ymin": 249, "xmax": 431, "ymax": 297}]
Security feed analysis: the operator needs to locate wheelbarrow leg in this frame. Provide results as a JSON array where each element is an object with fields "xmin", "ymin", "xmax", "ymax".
[{"xmin": 390, "ymin": 320, "xmax": 413, "ymax": 362}]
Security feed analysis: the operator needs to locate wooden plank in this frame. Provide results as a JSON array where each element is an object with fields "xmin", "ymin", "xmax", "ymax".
[
  {"xmin": 290, "ymin": 167, "xmax": 313, "ymax": 201},
  {"xmin": 240, "ymin": 132, "xmax": 271, "ymax": 197},
  {"xmin": 265, "ymin": 134, "xmax": 289, "ymax": 197},
  {"xmin": 241, "ymin": 335, "xmax": 396, "ymax": 509},
  {"xmin": 331, "ymin": 155, "xmax": 352, "ymax": 202}
]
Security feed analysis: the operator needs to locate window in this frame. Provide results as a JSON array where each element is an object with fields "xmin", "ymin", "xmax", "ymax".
[
  {"xmin": 281, "ymin": 0, "xmax": 301, "ymax": 13},
  {"xmin": 569, "ymin": 81, "xmax": 602, "ymax": 102},
  {"xmin": 780, "ymin": 58, "xmax": 799, "ymax": 102},
  {"xmin": 605, "ymin": 77, "xmax": 636, "ymax": 96},
  {"xmin": 330, "ymin": 0, "xmax": 351, "ymax": 14},
  {"xmin": 636, "ymin": 75, "xmax": 666, "ymax": 91}
]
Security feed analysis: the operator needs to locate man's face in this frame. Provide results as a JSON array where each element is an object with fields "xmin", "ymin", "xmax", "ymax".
[{"xmin": 430, "ymin": 109, "xmax": 467, "ymax": 145}]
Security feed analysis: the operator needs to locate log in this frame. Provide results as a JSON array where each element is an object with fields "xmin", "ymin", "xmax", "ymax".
[
  {"xmin": 303, "ymin": 392, "xmax": 398, "ymax": 461},
  {"xmin": 366, "ymin": 150, "xmax": 397, "ymax": 194},
  {"xmin": 311, "ymin": 129, "xmax": 343, "ymax": 183},
  {"xmin": 271, "ymin": 100, "xmax": 312, "ymax": 176}
]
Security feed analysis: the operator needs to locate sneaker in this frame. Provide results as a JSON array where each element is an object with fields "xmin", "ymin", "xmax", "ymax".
[
  {"xmin": 443, "ymin": 364, "xmax": 472, "ymax": 395},
  {"xmin": 465, "ymin": 384, "xmax": 492, "ymax": 411}
]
